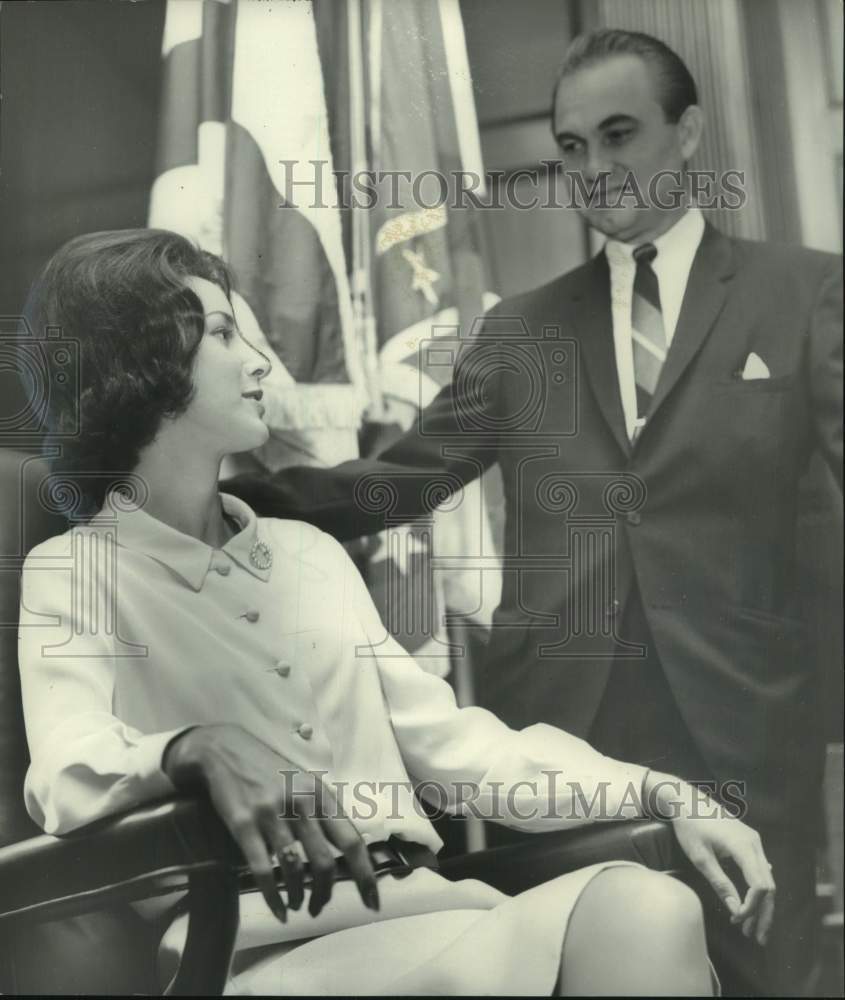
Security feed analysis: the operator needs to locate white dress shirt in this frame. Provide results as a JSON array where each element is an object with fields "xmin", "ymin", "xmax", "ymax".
[
  {"xmin": 604, "ymin": 207, "xmax": 706, "ymax": 439},
  {"xmin": 18, "ymin": 492, "xmax": 646, "ymax": 843}
]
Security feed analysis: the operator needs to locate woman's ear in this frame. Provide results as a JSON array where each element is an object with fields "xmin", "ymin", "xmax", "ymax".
[{"xmin": 677, "ymin": 105, "xmax": 704, "ymax": 162}]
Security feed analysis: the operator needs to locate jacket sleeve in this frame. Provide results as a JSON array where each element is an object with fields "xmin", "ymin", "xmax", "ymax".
[
  {"xmin": 808, "ymin": 257, "xmax": 843, "ymax": 491},
  {"xmin": 17, "ymin": 536, "xmax": 186, "ymax": 835},
  {"xmin": 221, "ymin": 323, "xmax": 508, "ymax": 540},
  {"xmin": 336, "ymin": 535, "xmax": 647, "ymax": 832}
]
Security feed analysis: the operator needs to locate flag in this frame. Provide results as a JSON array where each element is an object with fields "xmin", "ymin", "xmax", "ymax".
[
  {"xmin": 368, "ymin": 0, "xmax": 497, "ymax": 406},
  {"xmin": 365, "ymin": 0, "xmax": 502, "ymax": 647},
  {"xmin": 148, "ymin": 0, "xmax": 367, "ymax": 471}
]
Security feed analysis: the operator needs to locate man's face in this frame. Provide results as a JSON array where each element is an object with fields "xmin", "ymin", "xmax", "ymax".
[{"xmin": 552, "ymin": 54, "xmax": 696, "ymax": 243}]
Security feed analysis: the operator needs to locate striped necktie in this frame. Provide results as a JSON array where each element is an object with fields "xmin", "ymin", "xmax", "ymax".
[{"xmin": 631, "ymin": 242, "xmax": 666, "ymax": 428}]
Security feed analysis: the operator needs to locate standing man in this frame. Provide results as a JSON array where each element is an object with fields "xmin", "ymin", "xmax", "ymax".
[{"xmin": 226, "ymin": 30, "xmax": 842, "ymax": 996}]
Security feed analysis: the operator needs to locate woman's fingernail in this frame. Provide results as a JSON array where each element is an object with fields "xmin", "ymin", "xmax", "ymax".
[{"xmin": 366, "ymin": 885, "xmax": 381, "ymax": 911}]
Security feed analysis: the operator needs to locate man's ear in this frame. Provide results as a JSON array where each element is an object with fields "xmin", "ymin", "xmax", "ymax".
[{"xmin": 677, "ymin": 104, "xmax": 704, "ymax": 161}]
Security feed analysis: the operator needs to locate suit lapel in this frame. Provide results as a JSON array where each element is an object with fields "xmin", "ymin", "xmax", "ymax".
[
  {"xmin": 567, "ymin": 253, "xmax": 631, "ymax": 457},
  {"xmin": 647, "ymin": 223, "xmax": 737, "ymax": 421}
]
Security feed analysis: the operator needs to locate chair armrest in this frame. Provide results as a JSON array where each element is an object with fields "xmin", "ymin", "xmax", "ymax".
[
  {"xmin": 0, "ymin": 796, "xmax": 243, "ymax": 994},
  {"xmin": 0, "ymin": 795, "xmax": 240, "ymax": 926},
  {"xmin": 438, "ymin": 820, "xmax": 686, "ymax": 896}
]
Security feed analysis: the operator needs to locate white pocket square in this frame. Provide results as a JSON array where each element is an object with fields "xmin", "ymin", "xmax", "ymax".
[{"xmin": 740, "ymin": 352, "xmax": 770, "ymax": 380}]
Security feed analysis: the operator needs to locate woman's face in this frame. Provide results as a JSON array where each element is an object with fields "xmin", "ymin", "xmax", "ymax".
[{"xmin": 179, "ymin": 276, "xmax": 271, "ymax": 456}]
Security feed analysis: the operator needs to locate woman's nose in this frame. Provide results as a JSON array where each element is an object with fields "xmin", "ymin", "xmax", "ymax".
[
  {"xmin": 247, "ymin": 355, "xmax": 271, "ymax": 381},
  {"xmin": 240, "ymin": 336, "xmax": 272, "ymax": 381}
]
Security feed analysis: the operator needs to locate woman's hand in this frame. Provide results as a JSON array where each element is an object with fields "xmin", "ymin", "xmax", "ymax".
[
  {"xmin": 644, "ymin": 770, "xmax": 776, "ymax": 945},
  {"xmin": 162, "ymin": 724, "xmax": 380, "ymax": 922}
]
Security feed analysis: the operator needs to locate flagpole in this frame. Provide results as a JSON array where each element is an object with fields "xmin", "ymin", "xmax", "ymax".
[{"xmin": 348, "ymin": 0, "xmax": 383, "ymax": 419}]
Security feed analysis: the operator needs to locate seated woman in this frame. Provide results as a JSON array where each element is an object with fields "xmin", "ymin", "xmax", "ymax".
[{"xmin": 18, "ymin": 230, "xmax": 774, "ymax": 996}]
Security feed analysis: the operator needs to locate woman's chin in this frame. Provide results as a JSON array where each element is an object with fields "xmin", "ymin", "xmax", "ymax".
[
  {"xmin": 228, "ymin": 421, "xmax": 270, "ymax": 455},
  {"xmin": 251, "ymin": 422, "xmax": 271, "ymax": 448}
]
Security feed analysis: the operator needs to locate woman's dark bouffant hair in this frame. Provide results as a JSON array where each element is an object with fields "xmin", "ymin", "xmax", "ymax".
[{"xmin": 25, "ymin": 228, "xmax": 233, "ymax": 514}]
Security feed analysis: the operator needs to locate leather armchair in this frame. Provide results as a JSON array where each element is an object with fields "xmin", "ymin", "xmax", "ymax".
[{"xmin": 0, "ymin": 446, "xmax": 686, "ymax": 995}]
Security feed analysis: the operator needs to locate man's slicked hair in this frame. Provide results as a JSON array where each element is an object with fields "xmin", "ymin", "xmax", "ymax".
[{"xmin": 553, "ymin": 29, "xmax": 699, "ymax": 123}]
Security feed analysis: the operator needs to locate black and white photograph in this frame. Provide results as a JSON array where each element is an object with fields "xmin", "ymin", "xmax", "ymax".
[{"xmin": 0, "ymin": 0, "xmax": 842, "ymax": 995}]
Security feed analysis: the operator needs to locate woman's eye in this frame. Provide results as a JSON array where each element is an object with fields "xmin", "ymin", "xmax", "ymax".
[{"xmin": 211, "ymin": 326, "xmax": 233, "ymax": 342}]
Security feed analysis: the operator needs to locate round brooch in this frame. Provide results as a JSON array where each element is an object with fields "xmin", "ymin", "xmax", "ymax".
[{"xmin": 249, "ymin": 539, "xmax": 274, "ymax": 571}]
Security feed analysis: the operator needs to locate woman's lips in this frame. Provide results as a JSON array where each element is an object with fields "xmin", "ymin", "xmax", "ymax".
[{"xmin": 242, "ymin": 392, "xmax": 265, "ymax": 417}]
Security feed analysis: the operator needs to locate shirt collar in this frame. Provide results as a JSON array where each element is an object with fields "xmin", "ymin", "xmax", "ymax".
[
  {"xmin": 91, "ymin": 491, "xmax": 272, "ymax": 591},
  {"xmin": 604, "ymin": 206, "xmax": 705, "ymax": 268}
]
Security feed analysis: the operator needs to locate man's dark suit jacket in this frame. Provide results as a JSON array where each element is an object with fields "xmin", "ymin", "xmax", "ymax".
[{"xmin": 226, "ymin": 224, "xmax": 842, "ymax": 831}]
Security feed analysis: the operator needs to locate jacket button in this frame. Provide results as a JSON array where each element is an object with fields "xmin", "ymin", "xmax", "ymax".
[
  {"xmin": 275, "ymin": 662, "xmax": 291, "ymax": 678},
  {"xmin": 606, "ymin": 598, "xmax": 622, "ymax": 619},
  {"xmin": 297, "ymin": 723, "xmax": 314, "ymax": 740},
  {"xmin": 626, "ymin": 511, "xmax": 642, "ymax": 526},
  {"xmin": 216, "ymin": 563, "xmax": 231, "ymax": 576},
  {"xmin": 244, "ymin": 610, "xmax": 260, "ymax": 623}
]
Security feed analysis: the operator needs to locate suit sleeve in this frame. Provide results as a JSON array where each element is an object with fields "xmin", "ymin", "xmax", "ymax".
[
  {"xmin": 18, "ymin": 538, "xmax": 186, "ymax": 834},
  {"xmin": 808, "ymin": 258, "xmax": 843, "ymax": 490},
  {"xmin": 221, "ymin": 320, "xmax": 507, "ymax": 540}
]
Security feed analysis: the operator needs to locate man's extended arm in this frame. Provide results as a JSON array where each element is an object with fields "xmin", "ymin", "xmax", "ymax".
[{"xmin": 223, "ymin": 332, "xmax": 504, "ymax": 539}]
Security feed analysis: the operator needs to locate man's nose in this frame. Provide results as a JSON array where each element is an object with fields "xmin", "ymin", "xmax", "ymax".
[{"xmin": 582, "ymin": 145, "xmax": 614, "ymax": 185}]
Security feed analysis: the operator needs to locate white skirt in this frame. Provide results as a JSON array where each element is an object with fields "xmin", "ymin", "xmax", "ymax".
[{"xmin": 160, "ymin": 860, "xmax": 651, "ymax": 996}]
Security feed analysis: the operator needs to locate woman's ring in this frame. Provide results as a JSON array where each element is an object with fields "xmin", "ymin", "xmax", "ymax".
[{"xmin": 281, "ymin": 846, "xmax": 302, "ymax": 866}]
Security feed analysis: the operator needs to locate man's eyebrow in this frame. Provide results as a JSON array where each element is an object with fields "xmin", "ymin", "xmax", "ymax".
[
  {"xmin": 553, "ymin": 114, "xmax": 638, "ymax": 141},
  {"xmin": 597, "ymin": 114, "xmax": 638, "ymax": 129}
]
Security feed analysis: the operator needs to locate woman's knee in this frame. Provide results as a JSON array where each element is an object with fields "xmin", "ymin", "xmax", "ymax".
[
  {"xmin": 580, "ymin": 867, "xmax": 705, "ymax": 942},
  {"xmin": 561, "ymin": 868, "xmax": 711, "ymax": 995},
  {"xmin": 635, "ymin": 870, "xmax": 704, "ymax": 939}
]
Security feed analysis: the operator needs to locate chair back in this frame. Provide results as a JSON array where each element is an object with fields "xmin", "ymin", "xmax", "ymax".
[
  {"xmin": 0, "ymin": 447, "xmax": 162, "ymax": 993},
  {"xmin": 0, "ymin": 448, "xmax": 65, "ymax": 847}
]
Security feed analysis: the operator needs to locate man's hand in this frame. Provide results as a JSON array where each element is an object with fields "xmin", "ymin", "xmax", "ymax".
[
  {"xmin": 162, "ymin": 724, "xmax": 380, "ymax": 922},
  {"xmin": 644, "ymin": 770, "xmax": 776, "ymax": 946}
]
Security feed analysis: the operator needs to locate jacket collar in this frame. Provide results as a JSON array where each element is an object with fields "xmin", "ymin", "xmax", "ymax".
[
  {"xmin": 567, "ymin": 221, "xmax": 736, "ymax": 457},
  {"xmin": 90, "ymin": 492, "xmax": 272, "ymax": 591},
  {"xmin": 645, "ymin": 222, "xmax": 736, "ymax": 422},
  {"xmin": 566, "ymin": 252, "xmax": 630, "ymax": 457}
]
